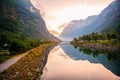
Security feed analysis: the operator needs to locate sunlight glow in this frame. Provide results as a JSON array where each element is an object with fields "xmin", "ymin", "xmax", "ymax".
[
  {"xmin": 30, "ymin": 0, "xmax": 113, "ymax": 37},
  {"xmin": 46, "ymin": 5, "xmax": 106, "ymax": 36},
  {"xmin": 54, "ymin": 6, "xmax": 99, "ymax": 22}
]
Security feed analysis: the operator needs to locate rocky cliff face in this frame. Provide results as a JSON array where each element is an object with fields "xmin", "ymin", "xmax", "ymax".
[
  {"xmin": 0, "ymin": 0, "xmax": 59, "ymax": 41},
  {"xmin": 14, "ymin": 0, "xmax": 59, "ymax": 41}
]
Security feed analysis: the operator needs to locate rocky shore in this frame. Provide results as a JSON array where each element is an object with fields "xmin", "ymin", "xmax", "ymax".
[{"xmin": 73, "ymin": 43, "xmax": 120, "ymax": 53}]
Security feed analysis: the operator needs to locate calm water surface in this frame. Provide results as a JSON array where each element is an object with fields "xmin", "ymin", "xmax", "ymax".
[{"xmin": 41, "ymin": 42, "xmax": 120, "ymax": 80}]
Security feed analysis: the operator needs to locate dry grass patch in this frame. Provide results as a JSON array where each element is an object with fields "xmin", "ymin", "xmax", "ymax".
[{"xmin": 0, "ymin": 44, "xmax": 53, "ymax": 80}]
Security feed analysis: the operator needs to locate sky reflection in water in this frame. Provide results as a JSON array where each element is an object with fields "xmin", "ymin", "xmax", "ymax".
[{"xmin": 41, "ymin": 43, "xmax": 120, "ymax": 80}]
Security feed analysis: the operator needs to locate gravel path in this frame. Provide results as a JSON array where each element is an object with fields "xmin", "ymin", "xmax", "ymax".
[{"xmin": 0, "ymin": 52, "xmax": 28, "ymax": 73}]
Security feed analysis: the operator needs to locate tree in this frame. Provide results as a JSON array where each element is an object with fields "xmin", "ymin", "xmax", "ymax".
[
  {"xmin": 106, "ymin": 33, "xmax": 111, "ymax": 40},
  {"xmin": 0, "ymin": 33, "xmax": 8, "ymax": 48},
  {"xmin": 74, "ymin": 38, "xmax": 78, "ymax": 42}
]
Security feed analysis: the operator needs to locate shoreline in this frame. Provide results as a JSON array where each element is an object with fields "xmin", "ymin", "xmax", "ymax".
[
  {"xmin": 34, "ymin": 44, "xmax": 57, "ymax": 80},
  {"xmin": 72, "ymin": 43, "xmax": 120, "ymax": 53},
  {"xmin": 0, "ymin": 43, "xmax": 57, "ymax": 80}
]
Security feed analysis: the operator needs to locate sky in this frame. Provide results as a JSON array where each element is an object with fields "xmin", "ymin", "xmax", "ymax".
[{"xmin": 30, "ymin": 0, "xmax": 113, "ymax": 36}]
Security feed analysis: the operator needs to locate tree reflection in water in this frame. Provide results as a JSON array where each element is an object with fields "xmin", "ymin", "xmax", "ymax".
[{"xmin": 78, "ymin": 46, "xmax": 120, "ymax": 61}]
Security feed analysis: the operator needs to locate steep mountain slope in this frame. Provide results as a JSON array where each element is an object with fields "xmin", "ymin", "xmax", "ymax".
[
  {"xmin": 0, "ymin": 0, "xmax": 59, "ymax": 41},
  {"xmin": 101, "ymin": 1, "xmax": 120, "ymax": 34},
  {"xmin": 0, "ymin": 0, "xmax": 59, "ymax": 53},
  {"xmin": 15, "ymin": 0, "xmax": 59, "ymax": 41},
  {"xmin": 59, "ymin": 15, "xmax": 97, "ymax": 41},
  {"xmin": 59, "ymin": 0, "xmax": 120, "ymax": 41},
  {"xmin": 86, "ymin": 0, "xmax": 120, "ymax": 33}
]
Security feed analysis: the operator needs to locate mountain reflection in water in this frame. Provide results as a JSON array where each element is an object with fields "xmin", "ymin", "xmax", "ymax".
[{"xmin": 41, "ymin": 43, "xmax": 120, "ymax": 80}]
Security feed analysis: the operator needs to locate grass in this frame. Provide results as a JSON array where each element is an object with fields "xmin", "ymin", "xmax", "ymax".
[
  {"xmin": 71, "ymin": 40, "xmax": 120, "ymax": 53},
  {"xmin": 0, "ymin": 43, "xmax": 55, "ymax": 80},
  {"xmin": 72, "ymin": 40, "xmax": 120, "ymax": 48},
  {"xmin": 0, "ymin": 51, "xmax": 13, "ymax": 64}
]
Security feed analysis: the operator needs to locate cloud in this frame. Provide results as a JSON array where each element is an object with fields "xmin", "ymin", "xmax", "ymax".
[
  {"xmin": 34, "ymin": 0, "xmax": 113, "ymax": 9},
  {"xmin": 87, "ymin": 0, "xmax": 113, "ymax": 6},
  {"xmin": 31, "ymin": 0, "xmax": 113, "ymax": 17},
  {"xmin": 49, "ymin": 30, "xmax": 59, "ymax": 35},
  {"xmin": 58, "ymin": 23, "xmax": 67, "ymax": 30},
  {"xmin": 30, "ymin": 0, "xmax": 45, "ymax": 17}
]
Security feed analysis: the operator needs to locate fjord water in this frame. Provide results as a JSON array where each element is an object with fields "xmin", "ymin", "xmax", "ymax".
[{"xmin": 41, "ymin": 42, "xmax": 120, "ymax": 80}]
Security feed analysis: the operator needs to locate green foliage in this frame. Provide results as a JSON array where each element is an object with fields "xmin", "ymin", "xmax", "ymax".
[
  {"xmin": 0, "ymin": 31, "xmax": 43, "ymax": 53},
  {"xmin": 0, "ymin": 0, "xmax": 43, "ymax": 54},
  {"xmin": 0, "ymin": 0, "xmax": 57, "ymax": 57},
  {"xmin": 71, "ymin": 31, "xmax": 120, "ymax": 49},
  {"xmin": 73, "ymin": 32, "xmax": 119, "ymax": 42},
  {"xmin": 73, "ymin": 38, "xmax": 78, "ymax": 42},
  {"xmin": 101, "ymin": 18, "xmax": 120, "ymax": 35}
]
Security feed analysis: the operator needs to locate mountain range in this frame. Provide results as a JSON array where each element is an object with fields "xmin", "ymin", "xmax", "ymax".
[{"xmin": 59, "ymin": 0, "xmax": 120, "ymax": 41}]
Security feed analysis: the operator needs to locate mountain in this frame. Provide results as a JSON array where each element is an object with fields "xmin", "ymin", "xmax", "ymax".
[
  {"xmin": 0, "ymin": 0, "xmax": 59, "ymax": 53},
  {"xmin": 0, "ymin": 0, "xmax": 59, "ymax": 41},
  {"xmin": 101, "ymin": 0, "xmax": 120, "ymax": 34},
  {"xmin": 59, "ymin": 0, "xmax": 120, "ymax": 41},
  {"xmin": 86, "ymin": 0, "xmax": 120, "ymax": 33},
  {"xmin": 16, "ymin": 0, "xmax": 60, "ymax": 41},
  {"xmin": 59, "ymin": 15, "xmax": 97, "ymax": 41}
]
